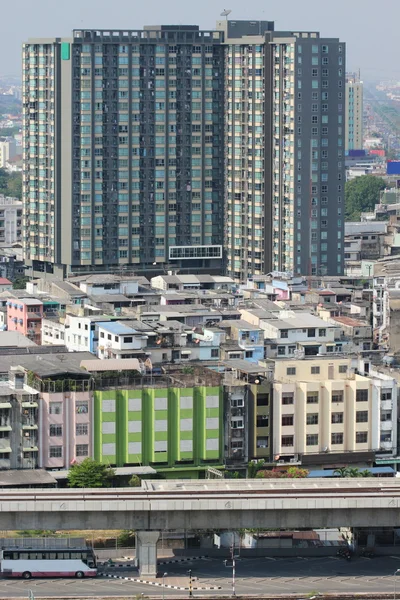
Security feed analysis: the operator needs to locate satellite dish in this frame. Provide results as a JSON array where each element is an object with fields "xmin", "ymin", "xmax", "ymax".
[{"xmin": 220, "ymin": 8, "xmax": 232, "ymax": 19}]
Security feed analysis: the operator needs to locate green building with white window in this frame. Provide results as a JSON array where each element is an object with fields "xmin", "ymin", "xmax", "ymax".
[{"xmin": 93, "ymin": 375, "xmax": 223, "ymax": 478}]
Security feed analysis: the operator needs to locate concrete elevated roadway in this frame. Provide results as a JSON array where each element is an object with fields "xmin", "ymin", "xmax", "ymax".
[{"xmin": 1, "ymin": 478, "xmax": 400, "ymax": 576}]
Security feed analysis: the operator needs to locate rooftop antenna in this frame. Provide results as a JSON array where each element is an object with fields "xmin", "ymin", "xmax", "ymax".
[{"xmin": 220, "ymin": 9, "xmax": 232, "ymax": 20}]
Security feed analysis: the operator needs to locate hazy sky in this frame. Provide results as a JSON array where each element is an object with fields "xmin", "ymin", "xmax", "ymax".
[{"xmin": 1, "ymin": 0, "xmax": 398, "ymax": 81}]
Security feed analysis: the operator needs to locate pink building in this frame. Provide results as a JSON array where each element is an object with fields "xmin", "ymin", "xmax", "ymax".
[
  {"xmin": 7, "ymin": 297, "xmax": 43, "ymax": 344},
  {"xmin": 40, "ymin": 391, "xmax": 92, "ymax": 469}
]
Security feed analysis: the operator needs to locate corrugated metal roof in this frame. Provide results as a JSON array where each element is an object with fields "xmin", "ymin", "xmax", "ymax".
[
  {"xmin": 0, "ymin": 469, "xmax": 57, "ymax": 487},
  {"xmin": 81, "ymin": 358, "xmax": 141, "ymax": 372},
  {"xmin": 308, "ymin": 466, "xmax": 395, "ymax": 477}
]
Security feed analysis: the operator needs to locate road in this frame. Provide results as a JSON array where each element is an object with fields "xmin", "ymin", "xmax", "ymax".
[{"xmin": 2, "ymin": 555, "xmax": 400, "ymax": 597}]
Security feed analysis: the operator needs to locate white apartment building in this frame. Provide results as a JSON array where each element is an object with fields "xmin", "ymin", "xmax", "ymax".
[
  {"xmin": 345, "ymin": 73, "xmax": 363, "ymax": 152},
  {"xmin": 0, "ymin": 139, "xmax": 16, "ymax": 169},
  {"xmin": 241, "ymin": 309, "xmax": 339, "ymax": 358},
  {"xmin": 97, "ymin": 321, "xmax": 148, "ymax": 360},
  {"xmin": 271, "ymin": 357, "xmax": 397, "ymax": 463},
  {"xmin": 0, "ymin": 196, "xmax": 23, "ymax": 245}
]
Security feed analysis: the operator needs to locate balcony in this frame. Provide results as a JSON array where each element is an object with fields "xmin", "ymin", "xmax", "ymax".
[
  {"xmin": 380, "ymin": 441, "xmax": 393, "ymax": 451},
  {"xmin": 0, "ymin": 459, "xmax": 10, "ymax": 469},
  {"xmin": 380, "ymin": 420, "xmax": 393, "ymax": 431},
  {"xmin": 22, "ymin": 418, "xmax": 38, "ymax": 429},
  {"xmin": 0, "ymin": 438, "xmax": 11, "ymax": 451},
  {"xmin": 381, "ymin": 400, "xmax": 393, "ymax": 410}
]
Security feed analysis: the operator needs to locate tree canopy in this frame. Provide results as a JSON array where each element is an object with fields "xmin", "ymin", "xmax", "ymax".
[
  {"xmin": 333, "ymin": 467, "xmax": 372, "ymax": 478},
  {"xmin": 67, "ymin": 458, "xmax": 115, "ymax": 488},
  {"xmin": 0, "ymin": 168, "xmax": 22, "ymax": 200},
  {"xmin": 345, "ymin": 175, "xmax": 386, "ymax": 221}
]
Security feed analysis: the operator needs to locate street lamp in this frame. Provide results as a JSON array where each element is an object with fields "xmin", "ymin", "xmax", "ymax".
[
  {"xmin": 394, "ymin": 568, "xmax": 400, "ymax": 600},
  {"xmin": 162, "ymin": 572, "xmax": 167, "ymax": 600}
]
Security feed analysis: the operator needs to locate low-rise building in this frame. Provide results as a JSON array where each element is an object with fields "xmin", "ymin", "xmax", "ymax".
[
  {"xmin": 0, "ymin": 196, "xmax": 22, "ymax": 245},
  {"xmin": 7, "ymin": 298, "xmax": 43, "ymax": 345},
  {"xmin": 97, "ymin": 321, "xmax": 148, "ymax": 360},
  {"xmin": 270, "ymin": 357, "xmax": 397, "ymax": 468}
]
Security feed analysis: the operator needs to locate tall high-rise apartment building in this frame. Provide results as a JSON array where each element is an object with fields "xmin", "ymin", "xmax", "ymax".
[
  {"xmin": 220, "ymin": 20, "xmax": 345, "ymax": 280},
  {"xmin": 23, "ymin": 27, "xmax": 225, "ymax": 278},
  {"xmin": 345, "ymin": 72, "xmax": 363, "ymax": 153},
  {"xmin": 23, "ymin": 21, "xmax": 345, "ymax": 281}
]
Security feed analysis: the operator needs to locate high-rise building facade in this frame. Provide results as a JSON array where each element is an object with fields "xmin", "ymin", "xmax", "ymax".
[
  {"xmin": 23, "ymin": 27, "xmax": 225, "ymax": 278},
  {"xmin": 23, "ymin": 21, "xmax": 345, "ymax": 282},
  {"xmin": 345, "ymin": 72, "xmax": 363, "ymax": 152},
  {"xmin": 220, "ymin": 20, "xmax": 345, "ymax": 280}
]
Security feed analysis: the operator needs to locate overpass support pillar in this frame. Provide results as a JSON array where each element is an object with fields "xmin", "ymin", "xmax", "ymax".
[{"xmin": 136, "ymin": 530, "xmax": 160, "ymax": 577}]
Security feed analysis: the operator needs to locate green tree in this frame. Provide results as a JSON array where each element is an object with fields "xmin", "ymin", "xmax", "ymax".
[
  {"xmin": 247, "ymin": 459, "xmax": 265, "ymax": 478},
  {"xmin": 7, "ymin": 173, "xmax": 22, "ymax": 198},
  {"xmin": 333, "ymin": 467, "xmax": 372, "ymax": 478},
  {"xmin": 67, "ymin": 458, "xmax": 115, "ymax": 488},
  {"xmin": 13, "ymin": 276, "xmax": 28, "ymax": 290},
  {"xmin": 0, "ymin": 168, "xmax": 22, "ymax": 200},
  {"xmin": 359, "ymin": 469, "xmax": 372, "ymax": 477},
  {"xmin": 128, "ymin": 474, "xmax": 141, "ymax": 487},
  {"xmin": 345, "ymin": 175, "xmax": 386, "ymax": 221}
]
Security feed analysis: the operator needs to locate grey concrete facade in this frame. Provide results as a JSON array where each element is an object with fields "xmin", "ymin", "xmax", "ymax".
[
  {"xmin": 23, "ymin": 27, "xmax": 225, "ymax": 278},
  {"xmin": 221, "ymin": 21, "xmax": 345, "ymax": 280}
]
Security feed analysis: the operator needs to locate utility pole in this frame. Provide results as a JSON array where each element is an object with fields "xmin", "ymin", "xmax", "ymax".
[
  {"xmin": 188, "ymin": 568, "xmax": 193, "ymax": 597},
  {"xmin": 231, "ymin": 543, "xmax": 236, "ymax": 597},
  {"xmin": 224, "ymin": 544, "xmax": 236, "ymax": 597}
]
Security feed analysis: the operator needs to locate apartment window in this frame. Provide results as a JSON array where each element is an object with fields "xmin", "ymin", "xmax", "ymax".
[
  {"xmin": 49, "ymin": 402, "xmax": 62, "ymax": 415},
  {"xmin": 49, "ymin": 446, "xmax": 62, "ymax": 458},
  {"xmin": 256, "ymin": 415, "xmax": 269, "ymax": 428},
  {"xmin": 281, "ymin": 435, "xmax": 294, "ymax": 447},
  {"xmin": 338, "ymin": 365, "xmax": 347, "ymax": 374},
  {"xmin": 287, "ymin": 367, "xmax": 296, "ymax": 376},
  {"xmin": 381, "ymin": 432, "xmax": 392, "ymax": 443},
  {"xmin": 311, "ymin": 366, "xmax": 320, "ymax": 375},
  {"xmin": 381, "ymin": 390, "xmax": 392, "ymax": 401},
  {"xmin": 356, "ymin": 389, "xmax": 369, "ymax": 402},
  {"xmin": 281, "ymin": 329, "xmax": 289, "ymax": 338},
  {"xmin": 49, "ymin": 424, "xmax": 62, "ymax": 437},
  {"xmin": 76, "ymin": 423, "xmax": 89, "ymax": 436},
  {"xmin": 307, "ymin": 328, "xmax": 316, "ymax": 338},
  {"xmin": 257, "ymin": 437, "xmax": 269, "ymax": 448},
  {"xmin": 278, "ymin": 346, "xmax": 286, "ymax": 356},
  {"xmin": 306, "ymin": 434, "xmax": 319, "ymax": 446},
  {"xmin": 332, "ymin": 391, "xmax": 343, "ymax": 403},
  {"xmin": 76, "ymin": 444, "xmax": 89, "ymax": 457},
  {"xmin": 282, "ymin": 394, "xmax": 294, "ymax": 405},
  {"xmin": 356, "ymin": 432, "xmax": 368, "ymax": 444},
  {"xmin": 211, "ymin": 349, "xmax": 219, "ymax": 358},
  {"xmin": 282, "ymin": 415, "xmax": 294, "ymax": 426},
  {"xmin": 356, "ymin": 411, "xmax": 368, "ymax": 423},
  {"xmin": 257, "ymin": 394, "xmax": 269, "ymax": 407},
  {"xmin": 76, "ymin": 401, "xmax": 89, "ymax": 414},
  {"xmin": 307, "ymin": 393, "xmax": 319, "ymax": 404},
  {"xmin": 307, "ymin": 413, "xmax": 319, "ymax": 425},
  {"xmin": 331, "ymin": 432, "xmax": 343, "ymax": 445},
  {"xmin": 331, "ymin": 412, "xmax": 343, "ymax": 424}
]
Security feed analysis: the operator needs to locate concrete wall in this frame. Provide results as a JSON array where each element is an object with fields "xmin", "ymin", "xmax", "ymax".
[{"xmin": 3, "ymin": 507, "xmax": 400, "ymax": 532}]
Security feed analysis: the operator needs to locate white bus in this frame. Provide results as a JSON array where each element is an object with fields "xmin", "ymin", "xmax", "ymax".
[{"xmin": 0, "ymin": 547, "xmax": 97, "ymax": 579}]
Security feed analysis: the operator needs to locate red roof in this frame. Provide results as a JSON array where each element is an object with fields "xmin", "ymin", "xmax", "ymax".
[{"xmin": 0, "ymin": 278, "xmax": 12, "ymax": 285}]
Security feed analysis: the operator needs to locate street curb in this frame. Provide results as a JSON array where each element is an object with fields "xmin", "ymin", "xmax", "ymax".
[
  {"xmin": 100, "ymin": 555, "xmax": 209, "ymax": 569},
  {"xmin": 159, "ymin": 555, "xmax": 209, "ymax": 565},
  {"xmin": 99, "ymin": 572, "xmax": 221, "ymax": 590}
]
